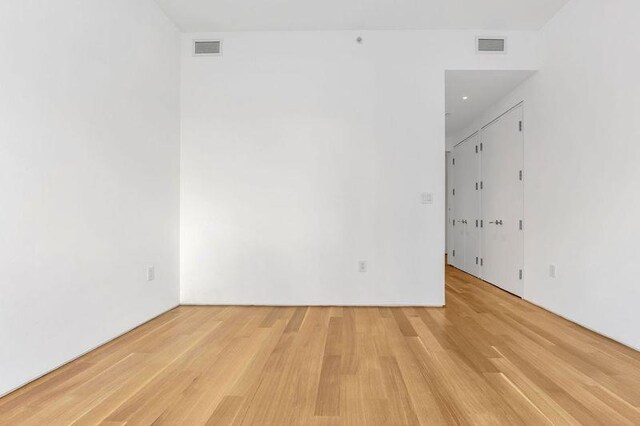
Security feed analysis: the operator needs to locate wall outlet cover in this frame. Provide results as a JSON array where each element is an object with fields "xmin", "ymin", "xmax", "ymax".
[{"xmin": 147, "ymin": 266, "xmax": 155, "ymax": 281}]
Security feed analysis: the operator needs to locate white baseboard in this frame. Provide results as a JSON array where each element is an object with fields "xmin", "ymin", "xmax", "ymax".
[
  {"xmin": 181, "ymin": 303, "xmax": 445, "ymax": 308},
  {"xmin": 0, "ymin": 305, "xmax": 179, "ymax": 399},
  {"xmin": 5, "ymin": 300, "xmax": 634, "ymax": 401},
  {"xmin": 1, "ymin": 302, "xmax": 441, "ymax": 398},
  {"xmin": 523, "ymin": 298, "xmax": 640, "ymax": 353}
]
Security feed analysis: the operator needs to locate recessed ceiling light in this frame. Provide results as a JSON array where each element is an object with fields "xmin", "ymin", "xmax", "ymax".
[{"xmin": 462, "ymin": 96, "xmax": 469, "ymax": 100}]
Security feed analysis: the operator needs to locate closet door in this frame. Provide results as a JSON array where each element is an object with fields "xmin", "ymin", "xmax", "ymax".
[
  {"xmin": 451, "ymin": 174, "xmax": 466, "ymax": 271},
  {"xmin": 452, "ymin": 134, "xmax": 481, "ymax": 276},
  {"xmin": 446, "ymin": 152, "xmax": 455, "ymax": 265},
  {"xmin": 480, "ymin": 105, "xmax": 524, "ymax": 296}
]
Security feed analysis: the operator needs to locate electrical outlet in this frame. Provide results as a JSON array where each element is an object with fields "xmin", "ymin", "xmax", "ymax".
[
  {"xmin": 147, "ymin": 266, "xmax": 155, "ymax": 281},
  {"xmin": 549, "ymin": 264, "xmax": 556, "ymax": 278},
  {"xmin": 359, "ymin": 261, "xmax": 367, "ymax": 273},
  {"xmin": 421, "ymin": 192, "xmax": 433, "ymax": 205}
]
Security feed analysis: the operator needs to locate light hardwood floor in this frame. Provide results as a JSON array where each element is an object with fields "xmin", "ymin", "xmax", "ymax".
[{"xmin": 2, "ymin": 265, "xmax": 640, "ymax": 425}]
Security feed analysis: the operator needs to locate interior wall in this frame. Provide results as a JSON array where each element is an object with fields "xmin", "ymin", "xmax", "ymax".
[
  {"xmin": 0, "ymin": 0, "xmax": 181, "ymax": 395},
  {"xmin": 448, "ymin": 0, "xmax": 640, "ymax": 350},
  {"xmin": 180, "ymin": 30, "xmax": 539, "ymax": 305}
]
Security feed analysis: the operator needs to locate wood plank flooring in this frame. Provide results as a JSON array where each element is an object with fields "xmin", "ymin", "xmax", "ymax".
[{"xmin": 2, "ymin": 265, "xmax": 640, "ymax": 425}]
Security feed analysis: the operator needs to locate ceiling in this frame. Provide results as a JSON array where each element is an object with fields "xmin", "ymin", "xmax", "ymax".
[
  {"xmin": 154, "ymin": 0, "xmax": 568, "ymax": 32},
  {"xmin": 445, "ymin": 70, "xmax": 536, "ymax": 136}
]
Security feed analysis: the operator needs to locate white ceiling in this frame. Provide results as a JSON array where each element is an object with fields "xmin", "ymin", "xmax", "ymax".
[
  {"xmin": 446, "ymin": 70, "xmax": 536, "ymax": 136},
  {"xmin": 154, "ymin": 0, "xmax": 568, "ymax": 32}
]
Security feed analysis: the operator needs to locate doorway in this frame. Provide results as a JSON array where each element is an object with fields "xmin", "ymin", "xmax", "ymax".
[{"xmin": 445, "ymin": 70, "xmax": 534, "ymax": 297}]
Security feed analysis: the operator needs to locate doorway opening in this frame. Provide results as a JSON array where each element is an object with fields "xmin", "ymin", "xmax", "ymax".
[{"xmin": 445, "ymin": 70, "xmax": 536, "ymax": 297}]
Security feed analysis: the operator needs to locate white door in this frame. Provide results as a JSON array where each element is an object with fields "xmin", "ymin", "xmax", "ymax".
[
  {"xmin": 480, "ymin": 105, "xmax": 524, "ymax": 296},
  {"xmin": 452, "ymin": 134, "xmax": 481, "ymax": 276},
  {"xmin": 450, "ymin": 150, "xmax": 463, "ymax": 270},
  {"xmin": 446, "ymin": 152, "xmax": 455, "ymax": 264}
]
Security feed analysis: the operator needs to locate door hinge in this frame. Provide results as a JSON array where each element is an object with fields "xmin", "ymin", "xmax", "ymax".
[
  {"xmin": 453, "ymin": 158, "xmax": 455, "ymax": 165},
  {"xmin": 480, "ymin": 143, "xmax": 483, "ymax": 151},
  {"xmin": 519, "ymin": 121, "xmax": 523, "ymax": 132},
  {"xmin": 453, "ymin": 250, "xmax": 456, "ymax": 257},
  {"xmin": 519, "ymin": 220, "xmax": 523, "ymax": 231},
  {"xmin": 480, "ymin": 219, "xmax": 484, "ymax": 228},
  {"xmin": 476, "ymin": 257, "xmax": 479, "ymax": 265},
  {"xmin": 480, "ymin": 258, "xmax": 484, "ymax": 266},
  {"xmin": 453, "ymin": 188, "xmax": 455, "ymax": 196},
  {"xmin": 475, "ymin": 182, "xmax": 478, "ymax": 191},
  {"xmin": 475, "ymin": 145, "xmax": 479, "ymax": 153},
  {"xmin": 519, "ymin": 170, "xmax": 523, "ymax": 181},
  {"xmin": 475, "ymin": 219, "xmax": 479, "ymax": 228},
  {"xmin": 480, "ymin": 181, "xmax": 484, "ymax": 190},
  {"xmin": 519, "ymin": 269, "xmax": 523, "ymax": 280},
  {"xmin": 452, "ymin": 219, "xmax": 455, "ymax": 227}
]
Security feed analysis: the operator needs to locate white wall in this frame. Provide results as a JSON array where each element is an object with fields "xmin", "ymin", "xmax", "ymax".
[
  {"xmin": 0, "ymin": 1, "xmax": 181, "ymax": 395},
  {"xmin": 448, "ymin": 0, "xmax": 640, "ymax": 350},
  {"xmin": 180, "ymin": 30, "xmax": 539, "ymax": 305}
]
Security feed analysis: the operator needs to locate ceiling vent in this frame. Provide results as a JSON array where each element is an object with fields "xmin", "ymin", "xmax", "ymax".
[
  {"xmin": 476, "ymin": 37, "xmax": 506, "ymax": 54},
  {"xmin": 193, "ymin": 40, "xmax": 222, "ymax": 56}
]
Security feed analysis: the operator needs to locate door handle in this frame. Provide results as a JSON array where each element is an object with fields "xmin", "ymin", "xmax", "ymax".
[{"xmin": 488, "ymin": 220, "xmax": 503, "ymax": 225}]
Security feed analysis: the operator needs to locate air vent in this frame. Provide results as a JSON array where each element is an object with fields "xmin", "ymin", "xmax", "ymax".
[
  {"xmin": 193, "ymin": 40, "xmax": 222, "ymax": 56},
  {"xmin": 477, "ymin": 37, "xmax": 506, "ymax": 54}
]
